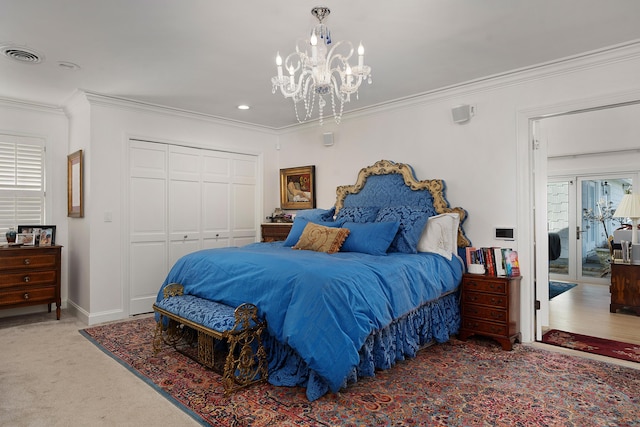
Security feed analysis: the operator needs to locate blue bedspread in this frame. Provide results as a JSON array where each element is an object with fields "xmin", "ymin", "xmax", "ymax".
[{"xmin": 157, "ymin": 241, "xmax": 463, "ymax": 393}]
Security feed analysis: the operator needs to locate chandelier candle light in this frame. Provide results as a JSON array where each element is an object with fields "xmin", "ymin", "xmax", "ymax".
[{"xmin": 271, "ymin": 6, "xmax": 372, "ymax": 125}]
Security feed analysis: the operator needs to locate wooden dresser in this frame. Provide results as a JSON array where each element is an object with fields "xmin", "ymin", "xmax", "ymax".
[
  {"xmin": 0, "ymin": 245, "xmax": 62, "ymax": 319},
  {"xmin": 458, "ymin": 274, "xmax": 521, "ymax": 350},
  {"xmin": 610, "ymin": 262, "xmax": 640, "ymax": 315},
  {"xmin": 261, "ymin": 223, "xmax": 293, "ymax": 242}
]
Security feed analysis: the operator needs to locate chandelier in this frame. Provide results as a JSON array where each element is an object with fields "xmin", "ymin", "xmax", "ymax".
[{"xmin": 271, "ymin": 6, "xmax": 372, "ymax": 125}]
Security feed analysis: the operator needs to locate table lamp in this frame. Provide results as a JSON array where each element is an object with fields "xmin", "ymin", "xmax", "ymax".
[{"xmin": 613, "ymin": 193, "xmax": 640, "ymax": 244}]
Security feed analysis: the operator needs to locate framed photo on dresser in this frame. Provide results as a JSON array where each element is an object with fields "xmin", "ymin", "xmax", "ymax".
[{"xmin": 17, "ymin": 225, "xmax": 56, "ymax": 246}]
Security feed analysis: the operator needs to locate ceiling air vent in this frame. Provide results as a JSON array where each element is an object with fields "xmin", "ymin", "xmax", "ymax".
[{"xmin": 0, "ymin": 45, "xmax": 44, "ymax": 64}]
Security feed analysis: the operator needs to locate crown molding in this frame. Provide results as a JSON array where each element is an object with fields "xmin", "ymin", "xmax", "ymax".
[
  {"xmin": 0, "ymin": 96, "xmax": 65, "ymax": 115},
  {"xmin": 333, "ymin": 40, "xmax": 640, "ymax": 124},
  {"xmin": 82, "ymin": 91, "xmax": 278, "ymax": 134}
]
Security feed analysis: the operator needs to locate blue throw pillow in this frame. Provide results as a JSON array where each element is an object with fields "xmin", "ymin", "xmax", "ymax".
[
  {"xmin": 295, "ymin": 207, "xmax": 335, "ymax": 223},
  {"xmin": 335, "ymin": 206, "xmax": 379, "ymax": 223},
  {"xmin": 375, "ymin": 206, "xmax": 432, "ymax": 254},
  {"xmin": 283, "ymin": 217, "xmax": 343, "ymax": 247},
  {"xmin": 341, "ymin": 221, "xmax": 401, "ymax": 255}
]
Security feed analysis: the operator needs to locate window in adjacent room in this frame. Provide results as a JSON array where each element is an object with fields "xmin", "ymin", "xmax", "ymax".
[{"xmin": 0, "ymin": 134, "xmax": 45, "ymax": 242}]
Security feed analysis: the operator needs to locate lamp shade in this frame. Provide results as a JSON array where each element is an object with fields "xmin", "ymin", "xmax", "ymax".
[{"xmin": 613, "ymin": 193, "xmax": 640, "ymax": 219}]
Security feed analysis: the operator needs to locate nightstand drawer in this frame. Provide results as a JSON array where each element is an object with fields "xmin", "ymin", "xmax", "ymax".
[
  {"xmin": 261, "ymin": 223, "xmax": 293, "ymax": 242},
  {"xmin": 462, "ymin": 291, "xmax": 507, "ymax": 308},
  {"xmin": 461, "ymin": 318, "xmax": 509, "ymax": 337},
  {"xmin": 463, "ymin": 277, "xmax": 507, "ymax": 294},
  {"xmin": 462, "ymin": 303, "xmax": 507, "ymax": 323},
  {"xmin": 0, "ymin": 286, "xmax": 56, "ymax": 306},
  {"xmin": 0, "ymin": 270, "xmax": 57, "ymax": 289}
]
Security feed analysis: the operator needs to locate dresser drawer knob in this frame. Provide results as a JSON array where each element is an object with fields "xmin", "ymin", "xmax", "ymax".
[
  {"xmin": 23, "ymin": 275, "xmax": 31, "ymax": 283},
  {"xmin": 23, "ymin": 258, "xmax": 31, "ymax": 265},
  {"xmin": 23, "ymin": 292, "xmax": 30, "ymax": 300}
]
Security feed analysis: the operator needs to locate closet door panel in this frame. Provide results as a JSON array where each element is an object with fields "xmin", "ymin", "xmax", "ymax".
[
  {"xmin": 202, "ymin": 181, "xmax": 230, "ymax": 248},
  {"xmin": 130, "ymin": 241, "xmax": 167, "ymax": 314},
  {"xmin": 129, "ymin": 141, "xmax": 168, "ymax": 315}
]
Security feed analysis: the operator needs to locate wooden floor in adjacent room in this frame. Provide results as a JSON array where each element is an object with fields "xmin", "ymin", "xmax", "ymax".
[{"xmin": 547, "ymin": 282, "xmax": 640, "ymax": 346}]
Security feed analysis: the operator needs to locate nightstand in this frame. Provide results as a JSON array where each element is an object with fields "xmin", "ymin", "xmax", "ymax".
[
  {"xmin": 458, "ymin": 274, "xmax": 521, "ymax": 350},
  {"xmin": 260, "ymin": 223, "xmax": 293, "ymax": 242}
]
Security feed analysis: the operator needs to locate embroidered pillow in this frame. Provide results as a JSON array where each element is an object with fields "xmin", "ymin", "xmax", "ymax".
[
  {"xmin": 341, "ymin": 221, "xmax": 400, "ymax": 255},
  {"xmin": 335, "ymin": 206, "xmax": 380, "ymax": 223},
  {"xmin": 295, "ymin": 207, "xmax": 335, "ymax": 223},
  {"xmin": 283, "ymin": 217, "xmax": 343, "ymax": 247},
  {"xmin": 292, "ymin": 222, "xmax": 350, "ymax": 254},
  {"xmin": 417, "ymin": 213, "xmax": 460, "ymax": 260},
  {"xmin": 375, "ymin": 206, "xmax": 432, "ymax": 254}
]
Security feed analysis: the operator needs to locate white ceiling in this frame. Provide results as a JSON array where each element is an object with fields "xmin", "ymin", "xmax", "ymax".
[{"xmin": 2, "ymin": 0, "xmax": 640, "ymax": 130}]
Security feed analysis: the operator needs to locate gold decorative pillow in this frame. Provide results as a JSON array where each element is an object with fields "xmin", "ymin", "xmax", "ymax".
[{"xmin": 292, "ymin": 222, "xmax": 350, "ymax": 254}]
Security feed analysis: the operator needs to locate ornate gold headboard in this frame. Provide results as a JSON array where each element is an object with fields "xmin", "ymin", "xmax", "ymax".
[{"xmin": 335, "ymin": 160, "xmax": 471, "ymax": 248}]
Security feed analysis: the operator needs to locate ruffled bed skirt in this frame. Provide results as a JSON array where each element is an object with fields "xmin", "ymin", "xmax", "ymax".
[{"xmin": 264, "ymin": 291, "xmax": 461, "ymax": 401}]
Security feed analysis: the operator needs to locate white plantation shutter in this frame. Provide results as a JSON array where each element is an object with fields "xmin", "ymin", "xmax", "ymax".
[{"xmin": 0, "ymin": 135, "xmax": 45, "ymax": 241}]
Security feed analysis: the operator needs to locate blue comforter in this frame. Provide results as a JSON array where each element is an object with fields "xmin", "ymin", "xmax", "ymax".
[{"xmin": 157, "ymin": 241, "xmax": 463, "ymax": 393}]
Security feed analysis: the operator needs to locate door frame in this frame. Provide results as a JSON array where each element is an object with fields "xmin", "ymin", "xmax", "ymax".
[{"xmin": 517, "ymin": 91, "xmax": 640, "ymax": 342}]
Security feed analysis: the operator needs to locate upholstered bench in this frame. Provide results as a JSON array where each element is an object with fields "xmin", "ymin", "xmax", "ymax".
[{"xmin": 152, "ymin": 283, "xmax": 268, "ymax": 395}]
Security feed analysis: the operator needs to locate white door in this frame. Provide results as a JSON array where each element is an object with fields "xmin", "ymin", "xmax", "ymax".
[
  {"xmin": 168, "ymin": 145, "xmax": 203, "ymax": 266},
  {"xmin": 128, "ymin": 140, "xmax": 258, "ymax": 315},
  {"xmin": 129, "ymin": 141, "xmax": 169, "ymax": 315}
]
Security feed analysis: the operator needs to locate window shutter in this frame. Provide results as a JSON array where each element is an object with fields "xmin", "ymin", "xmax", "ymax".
[{"xmin": 0, "ymin": 136, "xmax": 45, "ymax": 239}]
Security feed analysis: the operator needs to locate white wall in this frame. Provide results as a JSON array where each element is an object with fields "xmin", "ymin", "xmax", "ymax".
[
  {"xmin": 67, "ymin": 94, "xmax": 279, "ymax": 324},
  {"xmin": 275, "ymin": 44, "xmax": 640, "ymax": 342},
  {"xmin": 0, "ymin": 99, "xmax": 69, "ymax": 318}
]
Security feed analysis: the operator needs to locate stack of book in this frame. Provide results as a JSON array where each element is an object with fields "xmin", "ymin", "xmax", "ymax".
[{"xmin": 465, "ymin": 247, "xmax": 520, "ymax": 277}]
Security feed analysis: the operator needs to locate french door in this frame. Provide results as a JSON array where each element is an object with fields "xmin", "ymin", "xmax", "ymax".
[{"xmin": 548, "ymin": 175, "xmax": 632, "ymax": 285}]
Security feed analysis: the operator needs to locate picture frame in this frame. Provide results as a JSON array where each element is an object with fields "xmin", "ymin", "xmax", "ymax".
[
  {"xmin": 18, "ymin": 225, "xmax": 56, "ymax": 246},
  {"xmin": 16, "ymin": 233, "xmax": 35, "ymax": 246},
  {"xmin": 68, "ymin": 149, "xmax": 84, "ymax": 218},
  {"xmin": 280, "ymin": 165, "xmax": 316, "ymax": 210}
]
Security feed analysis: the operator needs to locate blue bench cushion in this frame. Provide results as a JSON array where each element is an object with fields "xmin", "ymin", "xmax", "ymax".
[{"xmin": 155, "ymin": 295, "xmax": 236, "ymax": 333}]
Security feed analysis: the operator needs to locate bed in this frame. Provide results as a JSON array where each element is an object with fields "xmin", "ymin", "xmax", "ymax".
[{"xmin": 156, "ymin": 159, "xmax": 471, "ymax": 401}]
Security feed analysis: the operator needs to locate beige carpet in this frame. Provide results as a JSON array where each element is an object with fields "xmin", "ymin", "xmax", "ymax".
[{"xmin": 0, "ymin": 310, "xmax": 201, "ymax": 427}]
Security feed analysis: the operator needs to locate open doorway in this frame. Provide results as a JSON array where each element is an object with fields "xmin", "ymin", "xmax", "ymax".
[{"xmin": 534, "ymin": 101, "xmax": 640, "ymax": 345}]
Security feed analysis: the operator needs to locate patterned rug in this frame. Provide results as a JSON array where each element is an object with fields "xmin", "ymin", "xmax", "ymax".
[
  {"xmin": 542, "ymin": 329, "xmax": 640, "ymax": 364},
  {"xmin": 81, "ymin": 317, "xmax": 640, "ymax": 427},
  {"xmin": 549, "ymin": 281, "xmax": 577, "ymax": 299}
]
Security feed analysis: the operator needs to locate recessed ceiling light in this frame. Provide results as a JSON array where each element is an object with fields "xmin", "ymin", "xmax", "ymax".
[
  {"xmin": 57, "ymin": 61, "xmax": 81, "ymax": 70},
  {"xmin": 237, "ymin": 105, "xmax": 250, "ymax": 110}
]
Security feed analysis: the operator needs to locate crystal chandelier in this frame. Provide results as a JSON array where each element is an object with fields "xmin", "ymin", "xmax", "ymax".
[{"xmin": 271, "ymin": 6, "xmax": 372, "ymax": 125}]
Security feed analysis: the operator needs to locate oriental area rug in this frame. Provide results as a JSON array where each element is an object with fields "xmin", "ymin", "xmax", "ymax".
[
  {"xmin": 81, "ymin": 317, "xmax": 640, "ymax": 427},
  {"xmin": 542, "ymin": 329, "xmax": 640, "ymax": 364}
]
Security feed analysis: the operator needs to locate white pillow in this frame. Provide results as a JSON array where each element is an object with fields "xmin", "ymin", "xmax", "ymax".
[{"xmin": 417, "ymin": 213, "xmax": 460, "ymax": 260}]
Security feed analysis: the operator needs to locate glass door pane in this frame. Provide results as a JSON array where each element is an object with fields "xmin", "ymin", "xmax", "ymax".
[
  {"xmin": 578, "ymin": 177, "xmax": 631, "ymax": 283},
  {"xmin": 547, "ymin": 180, "xmax": 571, "ymax": 278}
]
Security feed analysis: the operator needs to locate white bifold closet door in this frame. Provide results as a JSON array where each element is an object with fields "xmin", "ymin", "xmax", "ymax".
[{"xmin": 129, "ymin": 140, "xmax": 258, "ymax": 315}]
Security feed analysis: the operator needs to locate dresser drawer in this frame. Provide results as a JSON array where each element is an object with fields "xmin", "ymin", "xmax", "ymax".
[
  {"xmin": 0, "ymin": 270, "xmax": 57, "ymax": 289},
  {"xmin": 462, "ymin": 303, "xmax": 507, "ymax": 323},
  {"xmin": 462, "ymin": 291, "xmax": 507, "ymax": 308},
  {"xmin": 0, "ymin": 286, "xmax": 56, "ymax": 306},
  {"xmin": 463, "ymin": 277, "xmax": 507, "ymax": 294},
  {"xmin": 461, "ymin": 318, "xmax": 509, "ymax": 337},
  {"xmin": 0, "ymin": 253, "xmax": 58, "ymax": 271}
]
